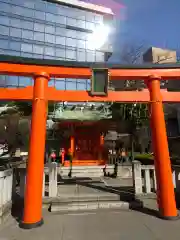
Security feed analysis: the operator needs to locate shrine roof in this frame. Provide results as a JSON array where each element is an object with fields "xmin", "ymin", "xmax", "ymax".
[{"xmin": 48, "ymin": 102, "xmax": 112, "ymax": 121}]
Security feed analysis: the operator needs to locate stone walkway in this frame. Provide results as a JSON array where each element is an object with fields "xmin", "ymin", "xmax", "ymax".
[
  {"xmin": 0, "ymin": 206, "xmax": 180, "ymax": 240},
  {"xmin": 56, "ymin": 177, "xmax": 133, "ymax": 198},
  {"xmin": 1, "ymin": 176, "xmax": 180, "ymax": 240}
]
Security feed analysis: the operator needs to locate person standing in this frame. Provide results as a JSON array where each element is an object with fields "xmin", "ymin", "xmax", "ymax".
[{"xmin": 49, "ymin": 149, "xmax": 56, "ymax": 163}]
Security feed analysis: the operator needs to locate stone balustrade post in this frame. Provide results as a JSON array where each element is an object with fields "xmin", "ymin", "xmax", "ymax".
[
  {"xmin": 144, "ymin": 169, "xmax": 151, "ymax": 193},
  {"xmin": 132, "ymin": 161, "xmax": 142, "ymax": 195},
  {"xmin": 49, "ymin": 162, "xmax": 58, "ymax": 197}
]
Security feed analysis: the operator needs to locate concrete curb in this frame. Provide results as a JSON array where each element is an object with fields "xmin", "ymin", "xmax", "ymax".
[{"xmin": 50, "ymin": 200, "xmax": 142, "ymax": 213}]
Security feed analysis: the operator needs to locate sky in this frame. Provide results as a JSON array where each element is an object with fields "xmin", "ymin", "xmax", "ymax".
[
  {"xmin": 113, "ymin": 0, "xmax": 180, "ymax": 61},
  {"xmin": 85, "ymin": 0, "xmax": 180, "ymax": 62}
]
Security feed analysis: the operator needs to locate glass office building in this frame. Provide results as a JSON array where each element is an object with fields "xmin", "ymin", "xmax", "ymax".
[{"xmin": 0, "ymin": 0, "xmax": 113, "ymax": 90}]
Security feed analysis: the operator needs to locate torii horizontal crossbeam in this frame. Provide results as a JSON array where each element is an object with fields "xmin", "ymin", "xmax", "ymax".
[
  {"xmin": 0, "ymin": 54, "xmax": 180, "ymax": 80},
  {"xmin": 0, "ymin": 55, "xmax": 180, "ymax": 102},
  {"xmin": 0, "ymin": 87, "xmax": 180, "ymax": 102}
]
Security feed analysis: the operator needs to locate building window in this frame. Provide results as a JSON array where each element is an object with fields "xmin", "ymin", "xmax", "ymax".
[
  {"xmin": 0, "ymin": 25, "xmax": 9, "ymax": 36},
  {"xmin": 45, "ymin": 25, "xmax": 55, "ymax": 34},
  {"xmin": 86, "ymin": 51, "xmax": 95, "ymax": 62},
  {"xmin": 10, "ymin": 27, "xmax": 21, "ymax": 37},
  {"xmin": 56, "ymin": 27, "xmax": 66, "ymax": 36},
  {"xmin": 77, "ymin": 81, "xmax": 86, "ymax": 90},
  {"xmin": 1, "ymin": 2, "xmax": 11, "ymax": 13},
  {"xmin": 0, "ymin": 15, "xmax": 10, "ymax": 26},
  {"xmin": 0, "ymin": 39, "xmax": 9, "ymax": 49},
  {"xmin": 34, "ymin": 10, "xmax": 45, "ymax": 20},
  {"xmin": 66, "ymin": 29, "xmax": 76, "ymax": 38},
  {"xmin": 19, "ymin": 77, "xmax": 32, "ymax": 87},
  {"xmin": 66, "ymin": 80, "xmax": 77, "ymax": 90},
  {"xmin": 96, "ymin": 52, "xmax": 104, "ymax": 62},
  {"xmin": 67, "ymin": 17, "xmax": 77, "ymax": 27},
  {"xmin": 77, "ymin": 20, "xmax": 85, "ymax": 29},
  {"xmin": 77, "ymin": 51, "xmax": 86, "ymax": 61},
  {"xmin": 86, "ymin": 79, "xmax": 91, "ymax": 90},
  {"xmin": 6, "ymin": 76, "xmax": 18, "ymax": 87},
  {"xmin": 33, "ymin": 54, "xmax": 43, "ymax": 59},
  {"xmin": 66, "ymin": 37, "xmax": 76, "ymax": 47},
  {"xmin": 49, "ymin": 79, "xmax": 55, "ymax": 87},
  {"xmin": 34, "ymin": 22, "xmax": 45, "ymax": 32},
  {"xmin": 9, "ymin": 41, "xmax": 21, "ymax": 51},
  {"xmin": 95, "ymin": 14, "xmax": 103, "ymax": 23},
  {"xmin": 34, "ymin": 32, "xmax": 44, "ymax": 42},
  {"xmin": 77, "ymin": 40, "xmax": 85, "ymax": 49},
  {"xmin": 6, "ymin": 50, "xmax": 20, "ymax": 56},
  {"xmin": 0, "ymin": 75, "xmax": 6, "ymax": 87},
  {"xmin": 56, "ymin": 36, "xmax": 65, "ymax": 45},
  {"xmin": 86, "ymin": 12, "xmax": 95, "ymax": 22},
  {"xmin": 45, "ymin": 34, "xmax": 55, "ymax": 44},
  {"xmin": 21, "ymin": 52, "xmax": 33, "ymax": 58},
  {"xmin": 46, "ymin": 13, "xmax": 57, "ymax": 23},
  {"xmin": 56, "ymin": 15, "xmax": 66, "ymax": 25},
  {"xmin": 78, "ymin": 32, "xmax": 87, "ymax": 40},
  {"xmin": 55, "ymin": 80, "xmax": 65, "ymax": 90},
  {"xmin": 21, "ymin": 43, "xmax": 33, "ymax": 53},
  {"xmin": 22, "ymin": 20, "xmax": 34, "ymax": 30},
  {"xmin": 66, "ymin": 49, "xmax": 76, "ymax": 60},
  {"xmin": 33, "ymin": 44, "xmax": 44, "ymax": 55},
  {"xmin": 22, "ymin": 7, "xmax": 34, "ymax": 18},
  {"xmin": 76, "ymin": 10, "xmax": 86, "ymax": 20},
  {"xmin": 22, "ymin": 30, "xmax": 34, "ymax": 40},
  {"xmin": 55, "ymin": 48, "xmax": 65, "ymax": 58},
  {"xmin": 86, "ymin": 21, "xmax": 95, "ymax": 31},
  {"xmin": 23, "ymin": 0, "xmax": 35, "ymax": 9},
  {"xmin": 35, "ymin": 1, "xmax": 46, "ymax": 11},
  {"xmin": 44, "ymin": 46, "xmax": 55, "ymax": 56},
  {"xmin": 46, "ymin": 2, "xmax": 58, "ymax": 14},
  {"xmin": 10, "ymin": 18, "xmax": 21, "ymax": 28}
]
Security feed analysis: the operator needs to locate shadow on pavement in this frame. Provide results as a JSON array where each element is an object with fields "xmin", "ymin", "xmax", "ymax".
[
  {"xmin": 11, "ymin": 194, "xmax": 24, "ymax": 223},
  {"xmin": 77, "ymin": 180, "xmax": 135, "ymax": 202},
  {"xmin": 10, "ymin": 177, "xmax": 180, "ymax": 223}
]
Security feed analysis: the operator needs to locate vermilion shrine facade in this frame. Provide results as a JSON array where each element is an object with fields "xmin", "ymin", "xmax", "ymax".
[
  {"xmin": 0, "ymin": 55, "xmax": 180, "ymax": 228},
  {"xmin": 50, "ymin": 104, "xmax": 113, "ymax": 166}
]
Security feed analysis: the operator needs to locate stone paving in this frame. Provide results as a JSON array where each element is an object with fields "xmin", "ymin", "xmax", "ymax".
[
  {"xmin": 56, "ymin": 177, "xmax": 134, "ymax": 198},
  {"xmin": 1, "ymin": 177, "xmax": 179, "ymax": 240},
  {"xmin": 0, "ymin": 205, "xmax": 180, "ymax": 240}
]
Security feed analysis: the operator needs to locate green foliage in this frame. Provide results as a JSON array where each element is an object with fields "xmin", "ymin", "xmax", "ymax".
[
  {"xmin": 109, "ymin": 102, "xmax": 149, "ymax": 132},
  {"xmin": 14, "ymin": 101, "xmax": 32, "ymax": 116},
  {"xmin": 0, "ymin": 101, "xmax": 58, "ymax": 117}
]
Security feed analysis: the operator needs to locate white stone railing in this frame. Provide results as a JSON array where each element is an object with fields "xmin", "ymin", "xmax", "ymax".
[
  {"xmin": 172, "ymin": 165, "xmax": 180, "ymax": 191},
  {"xmin": 17, "ymin": 163, "xmax": 134, "ymax": 199},
  {"xmin": 17, "ymin": 163, "xmax": 109, "ymax": 198},
  {"xmin": 132, "ymin": 161, "xmax": 156, "ymax": 195},
  {"xmin": 17, "ymin": 163, "xmax": 59, "ymax": 198},
  {"xmin": 0, "ymin": 169, "xmax": 13, "ymax": 223},
  {"xmin": 0, "ymin": 169, "xmax": 13, "ymax": 206},
  {"xmin": 132, "ymin": 161, "xmax": 180, "ymax": 195}
]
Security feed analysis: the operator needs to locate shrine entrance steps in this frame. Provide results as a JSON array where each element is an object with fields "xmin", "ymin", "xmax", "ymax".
[{"xmin": 50, "ymin": 177, "xmax": 142, "ymax": 213}]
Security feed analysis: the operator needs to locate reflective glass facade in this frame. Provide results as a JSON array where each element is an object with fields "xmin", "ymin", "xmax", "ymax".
[{"xmin": 0, "ymin": 0, "xmax": 112, "ymax": 90}]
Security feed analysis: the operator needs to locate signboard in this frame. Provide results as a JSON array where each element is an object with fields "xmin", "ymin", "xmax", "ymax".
[{"xmin": 91, "ymin": 68, "xmax": 109, "ymax": 96}]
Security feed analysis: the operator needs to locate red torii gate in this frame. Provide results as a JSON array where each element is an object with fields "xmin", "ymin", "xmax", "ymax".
[{"xmin": 0, "ymin": 55, "xmax": 180, "ymax": 229}]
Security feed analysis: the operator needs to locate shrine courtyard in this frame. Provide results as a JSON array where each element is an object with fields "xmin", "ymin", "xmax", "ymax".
[
  {"xmin": 0, "ymin": 176, "xmax": 180, "ymax": 240},
  {"xmin": 0, "ymin": 203, "xmax": 180, "ymax": 240}
]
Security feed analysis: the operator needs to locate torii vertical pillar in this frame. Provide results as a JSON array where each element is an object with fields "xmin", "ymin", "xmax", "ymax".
[
  {"xmin": 20, "ymin": 72, "xmax": 49, "ymax": 229},
  {"xmin": 147, "ymin": 75, "xmax": 178, "ymax": 220}
]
